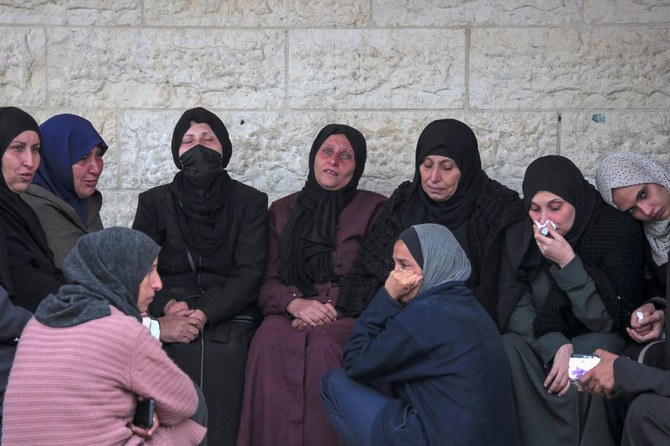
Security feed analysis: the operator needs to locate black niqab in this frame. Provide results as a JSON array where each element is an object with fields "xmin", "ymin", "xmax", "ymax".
[
  {"xmin": 279, "ymin": 124, "xmax": 367, "ymax": 296},
  {"xmin": 169, "ymin": 107, "xmax": 235, "ymax": 257}
]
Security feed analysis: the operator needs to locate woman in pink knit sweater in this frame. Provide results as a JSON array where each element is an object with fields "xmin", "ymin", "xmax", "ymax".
[{"xmin": 2, "ymin": 227, "xmax": 207, "ymax": 445}]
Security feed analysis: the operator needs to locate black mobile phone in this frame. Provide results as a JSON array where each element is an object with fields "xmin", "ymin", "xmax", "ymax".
[{"xmin": 132, "ymin": 397, "xmax": 155, "ymax": 429}]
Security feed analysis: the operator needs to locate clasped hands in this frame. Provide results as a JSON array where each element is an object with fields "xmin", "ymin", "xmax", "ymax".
[
  {"xmin": 158, "ymin": 299, "xmax": 207, "ymax": 343},
  {"xmin": 287, "ymin": 298, "xmax": 337, "ymax": 331}
]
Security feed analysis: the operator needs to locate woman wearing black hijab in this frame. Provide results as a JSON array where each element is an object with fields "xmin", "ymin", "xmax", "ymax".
[
  {"xmin": 237, "ymin": 124, "xmax": 386, "ymax": 446},
  {"xmin": 0, "ymin": 107, "xmax": 63, "ymax": 312},
  {"xmin": 501, "ymin": 155, "xmax": 645, "ymax": 446},
  {"xmin": 337, "ymin": 118, "xmax": 526, "ymax": 327},
  {"xmin": 132, "ymin": 107, "xmax": 268, "ymax": 445}
]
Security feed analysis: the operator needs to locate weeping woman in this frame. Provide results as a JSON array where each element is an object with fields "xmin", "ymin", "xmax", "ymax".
[{"xmin": 133, "ymin": 107, "xmax": 268, "ymax": 445}]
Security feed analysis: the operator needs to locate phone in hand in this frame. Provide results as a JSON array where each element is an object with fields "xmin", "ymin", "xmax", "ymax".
[
  {"xmin": 568, "ymin": 354, "xmax": 600, "ymax": 382},
  {"xmin": 132, "ymin": 397, "xmax": 155, "ymax": 429}
]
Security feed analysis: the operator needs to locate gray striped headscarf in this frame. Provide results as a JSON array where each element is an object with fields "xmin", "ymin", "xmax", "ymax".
[{"xmin": 398, "ymin": 223, "xmax": 471, "ymax": 295}]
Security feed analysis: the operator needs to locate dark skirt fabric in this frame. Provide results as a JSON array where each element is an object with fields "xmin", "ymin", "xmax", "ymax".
[
  {"xmin": 237, "ymin": 316, "xmax": 356, "ymax": 446},
  {"xmin": 503, "ymin": 332, "xmax": 625, "ymax": 446},
  {"xmin": 165, "ymin": 318, "xmax": 257, "ymax": 446}
]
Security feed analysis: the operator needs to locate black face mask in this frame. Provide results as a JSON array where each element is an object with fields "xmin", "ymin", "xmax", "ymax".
[{"xmin": 179, "ymin": 145, "xmax": 223, "ymax": 188}]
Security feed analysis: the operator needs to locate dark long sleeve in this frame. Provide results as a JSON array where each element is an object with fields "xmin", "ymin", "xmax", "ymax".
[
  {"xmin": 0, "ymin": 205, "xmax": 63, "ymax": 312},
  {"xmin": 190, "ymin": 190, "xmax": 268, "ymax": 324}
]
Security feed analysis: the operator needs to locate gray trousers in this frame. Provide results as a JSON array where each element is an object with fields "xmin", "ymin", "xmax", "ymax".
[{"xmin": 621, "ymin": 393, "xmax": 670, "ymax": 446}]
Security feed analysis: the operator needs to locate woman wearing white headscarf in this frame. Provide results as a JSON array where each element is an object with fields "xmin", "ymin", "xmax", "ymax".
[
  {"xmin": 596, "ymin": 152, "xmax": 669, "ymax": 296},
  {"xmin": 596, "ymin": 153, "xmax": 669, "ymax": 346},
  {"xmin": 320, "ymin": 223, "xmax": 515, "ymax": 446}
]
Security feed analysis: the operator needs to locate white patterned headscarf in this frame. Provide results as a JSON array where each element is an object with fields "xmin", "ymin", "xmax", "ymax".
[{"xmin": 596, "ymin": 152, "xmax": 670, "ymax": 266}]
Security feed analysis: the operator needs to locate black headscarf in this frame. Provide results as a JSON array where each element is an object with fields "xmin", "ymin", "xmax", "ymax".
[
  {"xmin": 520, "ymin": 156, "xmax": 635, "ymax": 339},
  {"xmin": 0, "ymin": 107, "xmax": 56, "ymax": 265},
  {"xmin": 169, "ymin": 107, "xmax": 235, "ymax": 257},
  {"xmin": 522, "ymin": 155, "xmax": 597, "ymax": 247},
  {"xmin": 279, "ymin": 124, "xmax": 367, "ymax": 296},
  {"xmin": 0, "ymin": 107, "xmax": 41, "ymax": 190},
  {"xmin": 35, "ymin": 227, "xmax": 160, "ymax": 327},
  {"xmin": 402, "ymin": 119, "xmax": 483, "ymax": 228}
]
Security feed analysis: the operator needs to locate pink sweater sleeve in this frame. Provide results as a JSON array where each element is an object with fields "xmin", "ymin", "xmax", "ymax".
[{"xmin": 127, "ymin": 324, "xmax": 206, "ymax": 444}]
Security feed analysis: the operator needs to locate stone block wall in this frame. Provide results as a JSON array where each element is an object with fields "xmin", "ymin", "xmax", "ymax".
[{"xmin": 1, "ymin": 1, "xmax": 669, "ymax": 227}]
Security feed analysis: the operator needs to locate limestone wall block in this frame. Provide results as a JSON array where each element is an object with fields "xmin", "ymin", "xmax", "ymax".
[
  {"xmin": 373, "ymin": 0, "xmax": 582, "ymax": 26},
  {"xmin": 99, "ymin": 190, "xmax": 140, "ymax": 228},
  {"xmin": 463, "ymin": 112, "xmax": 558, "ymax": 193},
  {"xmin": 144, "ymin": 0, "xmax": 369, "ymax": 27},
  {"xmin": 0, "ymin": 28, "xmax": 46, "ymax": 106},
  {"xmin": 0, "ymin": 1, "xmax": 140, "ymax": 25},
  {"xmin": 471, "ymin": 27, "xmax": 670, "ymax": 109},
  {"xmin": 46, "ymin": 28, "xmax": 285, "ymax": 109},
  {"xmin": 585, "ymin": 0, "xmax": 670, "ymax": 24},
  {"xmin": 289, "ymin": 29, "xmax": 465, "ymax": 109},
  {"xmin": 560, "ymin": 111, "xmax": 670, "ymax": 184}
]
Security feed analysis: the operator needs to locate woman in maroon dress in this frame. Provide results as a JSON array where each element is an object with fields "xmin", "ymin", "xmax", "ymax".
[{"xmin": 237, "ymin": 124, "xmax": 386, "ymax": 446}]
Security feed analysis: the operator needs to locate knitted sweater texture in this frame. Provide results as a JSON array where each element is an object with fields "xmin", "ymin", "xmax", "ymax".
[{"xmin": 2, "ymin": 307, "xmax": 206, "ymax": 445}]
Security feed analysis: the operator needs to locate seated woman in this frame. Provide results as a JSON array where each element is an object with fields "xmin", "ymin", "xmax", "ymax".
[
  {"xmin": 2, "ymin": 227, "xmax": 206, "ymax": 445},
  {"xmin": 0, "ymin": 225, "xmax": 31, "ymax": 440},
  {"xmin": 596, "ymin": 152, "xmax": 668, "ymax": 346},
  {"xmin": 502, "ymin": 155, "xmax": 646, "ymax": 446},
  {"xmin": 581, "ymin": 261, "xmax": 670, "ymax": 446},
  {"xmin": 0, "ymin": 107, "xmax": 63, "ymax": 312},
  {"xmin": 23, "ymin": 113, "xmax": 108, "ymax": 268},
  {"xmin": 237, "ymin": 124, "xmax": 386, "ymax": 446},
  {"xmin": 320, "ymin": 223, "xmax": 516, "ymax": 446},
  {"xmin": 132, "ymin": 107, "xmax": 268, "ymax": 445},
  {"xmin": 337, "ymin": 118, "xmax": 526, "ymax": 327}
]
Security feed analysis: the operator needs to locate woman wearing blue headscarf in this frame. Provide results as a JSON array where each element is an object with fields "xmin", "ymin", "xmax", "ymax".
[{"xmin": 23, "ymin": 113, "xmax": 108, "ymax": 268}]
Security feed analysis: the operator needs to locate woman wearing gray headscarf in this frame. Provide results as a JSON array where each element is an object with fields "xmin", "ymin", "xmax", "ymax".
[
  {"xmin": 596, "ymin": 153, "xmax": 669, "ymax": 344},
  {"xmin": 320, "ymin": 223, "xmax": 515, "ymax": 446},
  {"xmin": 2, "ymin": 227, "xmax": 206, "ymax": 445}
]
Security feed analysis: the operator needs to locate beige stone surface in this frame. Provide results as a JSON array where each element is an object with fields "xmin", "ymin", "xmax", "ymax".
[
  {"xmin": 0, "ymin": 1, "xmax": 140, "ymax": 25},
  {"xmin": 561, "ymin": 111, "xmax": 670, "ymax": 184},
  {"xmin": 471, "ymin": 27, "xmax": 670, "ymax": 109},
  {"xmin": 0, "ymin": 28, "xmax": 46, "ymax": 106},
  {"xmin": 374, "ymin": 0, "xmax": 582, "ymax": 26},
  {"xmin": 47, "ymin": 28, "xmax": 285, "ymax": 109},
  {"xmin": 585, "ymin": 0, "xmax": 670, "ymax": 24},
  {"xmin": 99, "ymin": 190, "xmax": 140, "ymax": 228},
  {"xmin": 289, "ymin": 29, "xmax": 465, "ymax": 109},
  {"xmin": 144, "ymin": 0, "xmax": 369, "ymax": 27}
]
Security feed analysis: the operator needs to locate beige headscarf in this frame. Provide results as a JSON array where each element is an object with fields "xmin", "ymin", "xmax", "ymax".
[{"xmin": 596, "ymin": 152, "xmax": 670, "ymax": 266}]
